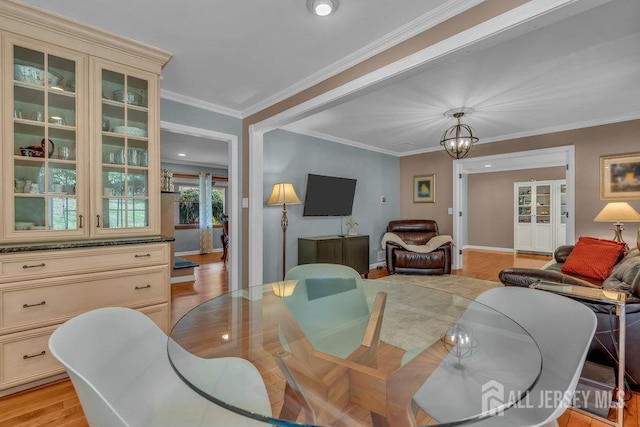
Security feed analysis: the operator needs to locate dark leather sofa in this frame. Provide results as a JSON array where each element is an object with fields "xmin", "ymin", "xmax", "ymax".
[
  {"xmin": 384, "ymin": 220, "xmax": 451, "ymax": 275},
  {"xmin": 499, "ymin": 238, "xmax": 640, "ymax": 388}
]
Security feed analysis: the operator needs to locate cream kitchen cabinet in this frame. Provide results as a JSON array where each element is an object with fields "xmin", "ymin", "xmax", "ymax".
[
  {"xmin": 0, "ymin": 241, "xmax": 171, "ymax": 395},
  {"xmin": 0, "ymin": 2, "xmax": 173, "ymax": 397},
  {"xmin": 1, "ymin": 2, "xmax": 171, "ymax": 243}
]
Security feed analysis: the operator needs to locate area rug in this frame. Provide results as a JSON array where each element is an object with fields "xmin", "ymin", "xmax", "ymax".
[
  {"xmin": 376, "ymin": 274, "xmax": 501, "ymax": 300},
  {"xmin": 366, "ymin": 275, "xmax": 503, "ymax": 351}
]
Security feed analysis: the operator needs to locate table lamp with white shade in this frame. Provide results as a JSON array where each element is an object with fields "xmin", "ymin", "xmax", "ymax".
[
  {"xmin": 593, "ymin": 202, "xmax": 640, "ymax": 243},
  {"xmin": 267, "ymin": 182, "xmax": 301, "ymax": 280}
]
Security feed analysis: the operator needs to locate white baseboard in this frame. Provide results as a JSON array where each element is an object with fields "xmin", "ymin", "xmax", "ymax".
[
  {"xmin": 370, "ymin": 261, "xmax": 386, "ymax": 270},
  {"xmin": 175, "ymin": 249, "xmax": 222, "ymax": 257},
  {"xmin": 171, "ymin": 275, "xmax": 196, "ymax": 284},
  {"xmin": 462, "ymin": 245, "xmax": 515, "ymax": 253}
]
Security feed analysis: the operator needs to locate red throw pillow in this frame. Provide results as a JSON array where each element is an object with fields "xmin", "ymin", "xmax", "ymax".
[{"xmin": 561, "ymin": 237, "xmax": 626, "ymax": 280}]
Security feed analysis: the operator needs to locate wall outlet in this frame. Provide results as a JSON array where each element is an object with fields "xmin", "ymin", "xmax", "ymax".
[{"xmin": 377, "ymin": 250, "xmax": 385, "ymax": 261}]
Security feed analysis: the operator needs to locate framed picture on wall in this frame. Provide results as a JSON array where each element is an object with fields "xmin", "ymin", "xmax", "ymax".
[
  {"xmin": 600, "ymin": 153, "xmax": 640, "ymax": 200},
  {"xmin": 413, "ymin": 174, "xmax": 435, "ymax": 203}
]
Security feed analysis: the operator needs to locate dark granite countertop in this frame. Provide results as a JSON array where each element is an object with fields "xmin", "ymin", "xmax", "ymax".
[{"xmin": 0, "ymin": 235, "xmax": 175, "ymax": 254}]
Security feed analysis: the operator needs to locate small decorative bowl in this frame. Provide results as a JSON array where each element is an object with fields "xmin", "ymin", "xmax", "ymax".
[
  {"xmin": 112, "ymin": 89, "xmax": 144, "ymax": 106},
  {"xmin": 20, "ymin": 147, "xmax": 44, "ymax": 157},
  {"xmin": 14, "ymin": 64, "xmax": 63, "ymax": 87}
]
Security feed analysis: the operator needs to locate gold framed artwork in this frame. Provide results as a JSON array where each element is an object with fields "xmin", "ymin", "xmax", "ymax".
[
  {"xmin": 413, "ymin": 174, "xmax": 435, "ymax": 203},
  {"xmin": 600, "ymin": 153, "xmax": 640, "ymax": 200}
]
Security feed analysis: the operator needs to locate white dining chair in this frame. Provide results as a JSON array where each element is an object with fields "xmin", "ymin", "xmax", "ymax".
[
  {"xmin": 282, "ymin": 263, "xmax": 371, "ymax": 358},
  {"xmin": 414, "ymin": 286, "xmax": 597, "ymax": 427},
  {"xmin": 48, "ymin": 307, "xmax": 272, "ymax": 426}
]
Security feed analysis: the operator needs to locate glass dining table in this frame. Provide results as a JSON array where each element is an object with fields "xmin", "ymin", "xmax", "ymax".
[{"xmin": 168, "ymin": 279, "xmax": 542, "ymax": 427}]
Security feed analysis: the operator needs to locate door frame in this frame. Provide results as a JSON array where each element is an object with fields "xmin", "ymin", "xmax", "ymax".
[
  {"xmin": 160, "ymin": 121, "xmax": 240, "ymax": 291},
  {"xmin": 452, "ymin": 145, "xmax": 575, "ymax": 269}
]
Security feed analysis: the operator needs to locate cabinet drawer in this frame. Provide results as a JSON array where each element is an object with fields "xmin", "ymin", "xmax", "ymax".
[
  {"xmin": 0, "ymin": 243, "xmax": 169, "ymax": 283},
  {"xmin": 0, "ymin": 306, "xmax": 169, "ymax": 391},
  {"xmin": 1, "ymin": 266, "xmax": 168, "ymax": 334},
  {"xmin": 0, "ymin": 324, "xmax": 64, "ymax": 391}
]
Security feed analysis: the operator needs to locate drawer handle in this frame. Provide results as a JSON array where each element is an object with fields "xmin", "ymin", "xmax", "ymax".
[
  {"xmin": 23, "ymin": 263, "xmax": 45, "ymax": 269},
  {"xmin": 135, "ymin": 254, "xmax": 151, "ymax": 258},
  {"xmin": 23, "ymin": 350, "xmax": 46, "ymax": 360},
  {"xmin": 135, "ymin": 285, "xmax": 151, "ymax": 290},
  {"xmin": 23, "ymin": 301, "xmax": 46, "ymax": 308}
]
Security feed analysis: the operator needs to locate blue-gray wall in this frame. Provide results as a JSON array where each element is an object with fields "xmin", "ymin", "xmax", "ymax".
[
  {"xmin": 173, "ymin": 227, "xmax": 224, "ymax": 254},
  {"xmin": 263, "ymin": 129, "xmax": 400, "ymax": 283},
  {"xmin": 161, "ymin": 99, "xmax": 242, "ymax": 138}
]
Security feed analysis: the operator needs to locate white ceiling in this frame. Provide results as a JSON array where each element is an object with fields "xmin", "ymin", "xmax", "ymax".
[{"xmin": 17, "ymin": 0, "xmax": 640, "ymax": 164}]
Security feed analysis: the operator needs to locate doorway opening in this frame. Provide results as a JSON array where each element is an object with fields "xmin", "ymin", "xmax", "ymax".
[
  {"xmin": 452, "ymin": 145, "xmax": 575, "ymax": 269},
  {"xmin": 160, "ymin": 121, "xmax": 240, "ymax": 291}
]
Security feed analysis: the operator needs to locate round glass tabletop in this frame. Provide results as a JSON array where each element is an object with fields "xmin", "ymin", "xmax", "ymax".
[{"xmin": 168, "ymin": 279, "xmax": 542, "ymax": 426}]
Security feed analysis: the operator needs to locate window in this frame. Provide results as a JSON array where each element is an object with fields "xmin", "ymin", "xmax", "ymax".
[{"xmin": 175, "ymin": 178, "xmax": 226, "ymax": 226}]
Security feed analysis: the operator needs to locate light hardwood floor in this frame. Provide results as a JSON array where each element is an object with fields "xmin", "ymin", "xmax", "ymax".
[{"xmin": 0, "ymin": 249, "xmax": 636, "ymax": 426}]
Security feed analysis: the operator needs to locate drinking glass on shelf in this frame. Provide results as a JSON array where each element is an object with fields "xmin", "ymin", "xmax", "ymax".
[
  {"xmin": 58, "ymin": 146, "xmax": 72, "ymax": 160},
  {"xmin": 128, "ymin": 148, "xmax": 139, "ymax": 166}
]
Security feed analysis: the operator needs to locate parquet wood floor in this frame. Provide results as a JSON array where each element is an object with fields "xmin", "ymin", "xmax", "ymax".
[{"xmin": 0, "ymin": 249, "xmax": 636, "ymax": 426}]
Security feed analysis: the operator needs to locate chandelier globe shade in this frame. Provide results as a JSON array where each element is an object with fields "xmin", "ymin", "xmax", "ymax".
[{"xmin": 440, "ymin": 110, "xmax": 479, "ymax": 159}]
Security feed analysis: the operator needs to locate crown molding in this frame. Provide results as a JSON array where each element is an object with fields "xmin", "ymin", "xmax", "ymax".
[
  {"xmin": 242, "ymin": 0, "xmax": 485, "ymax": 117},
  {"xmin": 161, "ymin": 90, "xmax": 243, "ymax": 119}
]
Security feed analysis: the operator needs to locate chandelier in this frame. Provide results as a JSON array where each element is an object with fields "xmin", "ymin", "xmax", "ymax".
[{"xmin": 440, "ymin": 109, "xmax": 479, "ymax": 159}]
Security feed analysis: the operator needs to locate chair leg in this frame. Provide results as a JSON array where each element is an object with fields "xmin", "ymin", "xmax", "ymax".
[{"xmin": 220, "ymin": 235, "xmax": 228, "ymax": 262}]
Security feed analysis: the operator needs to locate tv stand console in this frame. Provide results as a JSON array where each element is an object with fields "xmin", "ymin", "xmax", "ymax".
[{"xmin": 298, "ymin": 235, "xmax": 370, "ymax": 277}]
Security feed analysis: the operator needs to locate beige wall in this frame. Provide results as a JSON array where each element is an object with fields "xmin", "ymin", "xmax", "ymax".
[
  {"xmin": 399, "ymin": 119, "xmax": 640, "ymax": 246},
  {"xmin": 467, "ymin": 168, "xmax": 565, "ymax": 248}
]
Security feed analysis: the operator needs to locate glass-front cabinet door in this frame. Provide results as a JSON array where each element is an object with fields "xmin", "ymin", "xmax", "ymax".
[
  {"xmin": 535, "ymin": 184, "xmax": 551, "ymax": 224},
  {"xmin": 517, "ymin": 185, "xmax": 532, "ymax": 224},
  {"xmin": 559, "ymin": 183, "xmax": 567, "ymax": 225},
  {"xmin": 92, "ymin": 59, "xmax": 159, "ymax": 237},
  {"xmin": 4, "ymin": 37, "xmax": 88, "ymax": 241}
]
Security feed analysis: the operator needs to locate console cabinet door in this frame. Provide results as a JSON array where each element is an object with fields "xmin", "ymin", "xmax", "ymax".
[{"xmin": 3, "ymin": 36, "xmax": 89, "ymax": 242}]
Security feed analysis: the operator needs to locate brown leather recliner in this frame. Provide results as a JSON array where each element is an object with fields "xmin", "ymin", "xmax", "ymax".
[{"xmin": 385, "ymin": 220, "xmax": 452, "ymax": 275}]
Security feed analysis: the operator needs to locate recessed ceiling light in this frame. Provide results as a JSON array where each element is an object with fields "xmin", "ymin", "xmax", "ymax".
[
  {"xmin": 307, "ymin": 0, "xmax": 338, "ymax": 17},
  {"xmin": 484, "ymin": 164, "xmax": 492, "ymax": 168},
  {"xmin": 178, "ymin": 153, "xmax": 186, "ymax": 157}
]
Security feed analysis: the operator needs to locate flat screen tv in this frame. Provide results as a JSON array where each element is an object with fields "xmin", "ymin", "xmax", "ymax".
[{"xmin": 303, "ymin": 174, "xmax": 357, "ymax": 217}]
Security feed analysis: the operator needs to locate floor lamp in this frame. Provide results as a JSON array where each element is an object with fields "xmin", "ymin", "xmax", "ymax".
[
  {"xmin": 594, "ymin": 202, "xmax": 640, "ymax": 243},
  {"xmin": 267, "ymin": 182, "xmax": 301, "ymax": 280}
]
